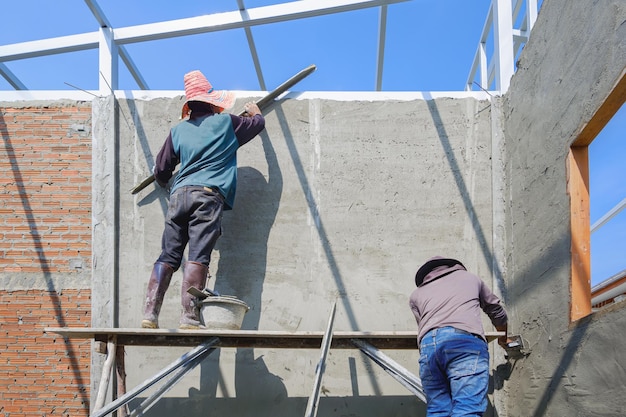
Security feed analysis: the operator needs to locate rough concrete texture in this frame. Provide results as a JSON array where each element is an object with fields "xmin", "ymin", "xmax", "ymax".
[
  {"xmin": 91, "ymin": 94, "xmax": 497, "ymax": 416},
  {"xmin": 1, "ymin": 0, "xmax": 614, "ymax": 414},
  {"xmin": 502, "ymin": 0, "xmax": 626, "ymax": 416}
]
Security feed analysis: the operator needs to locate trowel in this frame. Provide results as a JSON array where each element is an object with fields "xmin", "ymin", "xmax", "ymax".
[
  {"xmin": 504, "ymin": 334, "xmax": 530, "ymax": 360},
  {"xmin": 187, "ymin": 286, "xmax": 237, "ymax": 300}
]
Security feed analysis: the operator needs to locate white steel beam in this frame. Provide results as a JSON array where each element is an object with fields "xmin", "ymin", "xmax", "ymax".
[
  {"xmin": 591, "ymin": 197, "xmax": 626, "ymax": 234},
  {"xmin": 466, "ymin": 3, "xmax": 494, "ymax": 91},
  {"xmin": 512, "ymin": 0, "xmax": 524, "ymax": 26},
  {"xmin": 238, "ymin": 0, "xmax": 266, "ymax": 90},
  {"xmin": 0, "ymin": 0, "xmax": 406, "ymax": 91},
  {"xmin": 84, "ymin": 0, "xmax": 108, "ymax": 27},
  {"xmin": 487, "ymin": 56, "xmax": 497, "ymax": 88},
  {"xmin": 0, "ymin": 32, "xmax": 99, "ymax": 62},
  {"xmin": 112, "ymin": 0, "xmax": 408, "ymax": 45},
  {"xmin": 0, "ymin": 62, "xmax": 26, "ymax": 90},
  {"xmin": 118, "ymin": 47, "xmax": 149, "ymax": 90},
  {"xmin": 375, "ymin": 5, "xmax": 388, "ymax": 91},
  {"xmin": 466, "ymin": 0, "xmax": 538, "ymax": 93}
]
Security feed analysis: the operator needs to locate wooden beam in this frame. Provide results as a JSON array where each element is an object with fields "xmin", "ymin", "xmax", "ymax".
[
  {"xmin": 115, "ymin": 345, "xmax": 128, "ymax": 417},
  {"xmin": 574, "ymin": 69, "xmax": 626, "ymax": 146},
  {"xmin": 44, "ymin": 328, "xmax": 505, "ymax": 349},
  {"xmin": 568, "ymin": 147, "xmax": 592, "ymax": 321},
  {"xmin": 94, "ymin": 336, "xmax": 116, "ymax": 411}
]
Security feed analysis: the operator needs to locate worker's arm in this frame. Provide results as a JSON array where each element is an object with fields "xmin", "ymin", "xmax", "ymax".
[
  {"xmin": 478, "ymin": 279, "xmax": 516, "ymax": 348},
  {"xmin": 230, "ymin": 102, "xmax": 265, "ymax": 146},
  {"xmin": 153, "ymin": 132, "xmax": 179, "ymax": 187},
  {"xmin": 495, "ymin": 323, "xmax": 515, "ymax": 348}
]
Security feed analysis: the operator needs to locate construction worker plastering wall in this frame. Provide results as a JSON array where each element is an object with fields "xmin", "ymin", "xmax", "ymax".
[
  {"xmin": 409, "ymin": 256, "xmax": 513, "ymax": 416},
  {"xmin": 142, "ymin": 70, "xmax": 266, "ymax": 330}
]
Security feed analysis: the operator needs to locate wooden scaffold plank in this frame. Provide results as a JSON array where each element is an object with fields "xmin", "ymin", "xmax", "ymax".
[{"xmin": 45, "ymin": 327, "xmax": 504, "ymax": 349}]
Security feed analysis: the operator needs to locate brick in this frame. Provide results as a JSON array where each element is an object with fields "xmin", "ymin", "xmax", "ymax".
[{"xmin": 1, "ymin": 106, "xmax": 93, "ymax": 414}]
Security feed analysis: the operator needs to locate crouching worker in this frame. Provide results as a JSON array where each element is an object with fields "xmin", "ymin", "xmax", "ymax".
[
  {"xmin": 409, "ymin": 256, "xmax": 512, "ymax": 416},
  {"xmin": 142, "ymin": 70, "xmax": 265, "ymax": 330}
]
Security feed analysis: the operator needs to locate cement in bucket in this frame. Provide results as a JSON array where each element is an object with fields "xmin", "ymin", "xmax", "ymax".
[{"xmin": 200, "ymin": 296, "xmax": 250, "ymax": 330}]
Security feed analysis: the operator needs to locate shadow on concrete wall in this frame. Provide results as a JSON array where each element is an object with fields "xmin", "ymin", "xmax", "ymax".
[
  {"xmin": 531, "ymin": 318, "xmax": 590, "ymax": 417},
  {"xmin": 494, "ymin": 231, "xmax": 593, "ymax": 416},
  {"xmin": 127, "ymin": 98, "xmax": 170, "ymax": 215},
  {"xmin": 125, "ymin": 100, "xmax": 426, "ymax": 414},
  {"xmin": 197, "ymin": 129, "xmax": 288, "ymax": 411},
  {"xmin": 189, "ymin": 102, "xmax": 390, "ymax": 412},
  {"xmin": 270, "ymin": 104, "xmax": 361, "ymax": 325},
  {"xmin": 269, "ymin": 103, "xmax": 385, "ymax": 396},
  {"xmin": 424, "ymin": 98, "xmax": 507, "ymax": 302},
  {"xmin": 2, "ymin": 110, "xmax": 90, "ymax": 407},
  {"xmin": 425, "ymin": 98, "xmax": 594, "ymax": 416},
  {"xmin": 126, "ymin": 99, "xmax": 157, "ymax": 184},
  {"xmin": 129, "ymin": 394, "xmax": 425, "ymax": 416}
]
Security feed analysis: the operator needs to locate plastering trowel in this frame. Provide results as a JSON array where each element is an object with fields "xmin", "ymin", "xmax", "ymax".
[
  {"xmin": 504, "ymin": 334, "xmax": 530, "ymax": 360},
  {"xmin": 187, "ymin": 286, "xmax": 238, "ymax": 300}
]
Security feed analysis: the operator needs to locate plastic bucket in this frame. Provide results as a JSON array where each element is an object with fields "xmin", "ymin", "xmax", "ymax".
[{"xmin": 200, "ymin": 296, "xmax": 250, "ymax": 330}]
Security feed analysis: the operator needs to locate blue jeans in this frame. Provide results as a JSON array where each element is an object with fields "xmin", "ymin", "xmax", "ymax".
[
  {"xmin": 419, "ymin": 327, "xmax": 489, "ymax": 417},
  {"xmin": 157, "ymin": 186, "xmax": 224, "ymax": 269}
]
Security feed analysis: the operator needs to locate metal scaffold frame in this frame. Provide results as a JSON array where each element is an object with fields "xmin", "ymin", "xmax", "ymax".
[{"xmin": 45, "ymin": 321, "xmax": 504, "ymax": 417}]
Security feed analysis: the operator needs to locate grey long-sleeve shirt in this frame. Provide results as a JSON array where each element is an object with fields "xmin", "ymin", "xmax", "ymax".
[{"xmin": 409, "ymin": 263, "xmax": 507, "ymax": 346}]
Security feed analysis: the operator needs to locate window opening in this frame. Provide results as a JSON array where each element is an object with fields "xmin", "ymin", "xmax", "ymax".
[
  {"xmin": 569, "ymin": 75, "xmax": 626, "ymax": 321},
  {"xmin": 589, "ymin": 102, "xmax": 626, "ymax": 310}
]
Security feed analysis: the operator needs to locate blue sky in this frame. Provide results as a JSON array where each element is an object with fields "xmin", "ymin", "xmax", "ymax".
[
  {"xmin": 1, "ymin": 0, "xmax": 623, "ymax": 285},
  {"xmin": 589, "ymin": 104, "xmax": 626, "ymax": 286},
  {"xmin": 0, "ymin": 1, "xmax": 495, "ymax": 92}
]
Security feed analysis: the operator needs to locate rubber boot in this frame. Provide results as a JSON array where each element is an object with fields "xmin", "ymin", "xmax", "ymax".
[
  {"xmin": 179, "ymin": 261, "xmax": 209, "ymax": 330},
  {"xmin": 141, "ymin": 262, "xmax": 174, "ymax": 329}
]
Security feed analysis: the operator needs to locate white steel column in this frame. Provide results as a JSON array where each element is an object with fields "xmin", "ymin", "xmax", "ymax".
[
  {"xmin": 85, "ymin": 0, "xmax": 149, "ymax": 89},
  {"xmin": 492, "ymin": 0, "xmax": 514, "ymax": 92},
  {"xmin": 479, "ymin": 42, "xmax": 488, "ymax": 90},
  {"xmin": 526, "ymin": 0, "xmax": 538, "ymax": 28},
  {"xmin": 98, "ymin": 27, "xmax": 118, "ymax": 94}
]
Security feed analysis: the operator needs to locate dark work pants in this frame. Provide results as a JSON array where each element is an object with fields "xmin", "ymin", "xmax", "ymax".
[{"xmin": 157, "ymin": 186, "xmax": 224, "ymax": 269}]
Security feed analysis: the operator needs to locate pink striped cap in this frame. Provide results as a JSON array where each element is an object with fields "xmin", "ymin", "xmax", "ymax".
[{"xmin": 181, "ymin": 70, "xmax": 235, "ymax": 118}]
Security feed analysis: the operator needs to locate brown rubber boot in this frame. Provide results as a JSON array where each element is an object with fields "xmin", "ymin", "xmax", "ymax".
[
  {"xmin": 179, "ymin": 261, "xmax": 209, "ymax": 330},
  {"xmin": 141, "ymin": 262, "xmax": 174, "ymax": 329}
]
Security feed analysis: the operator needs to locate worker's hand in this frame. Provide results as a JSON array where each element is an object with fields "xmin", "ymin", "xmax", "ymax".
[
  {"xmin": 243, "ymin": 102, "xmax": 261, "ymax": 117},
  {"xmin": 498, "ymin": 335, "xmax": 516, "ymax": 349},
  {"xmin": 495, "ymin": 324, "xmax": 511, "ymax": 349}
]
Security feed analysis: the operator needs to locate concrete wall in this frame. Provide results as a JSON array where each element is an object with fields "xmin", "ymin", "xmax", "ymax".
[
  {"xmin": 501, "ymin": 0, "xmax": 626, "ymax": 415},
  {"xmin": 4, "ymin": 1, "xmax": 624, "ymax": 415},
  {"xmin": 91, "ymin": 93, "xmax": 498, "ymax": 416}
]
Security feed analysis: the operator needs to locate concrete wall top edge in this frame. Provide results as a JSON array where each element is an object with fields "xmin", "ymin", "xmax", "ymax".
[{"xmin": 0, "ymin": 89, "xmax": 494, "ymax": 103}]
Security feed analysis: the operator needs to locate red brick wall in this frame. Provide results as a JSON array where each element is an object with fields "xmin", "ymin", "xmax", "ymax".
[
  {"xmin": 0, "ymin": 290, "xmax": 91, "ymax": 416},
  {"xmin": 0, "ymin": 106, "xmax": 92, "ymax": 273},
  {"xmin": 0, "ymin": 105, "xmax": 93, "ymax": 416}
]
